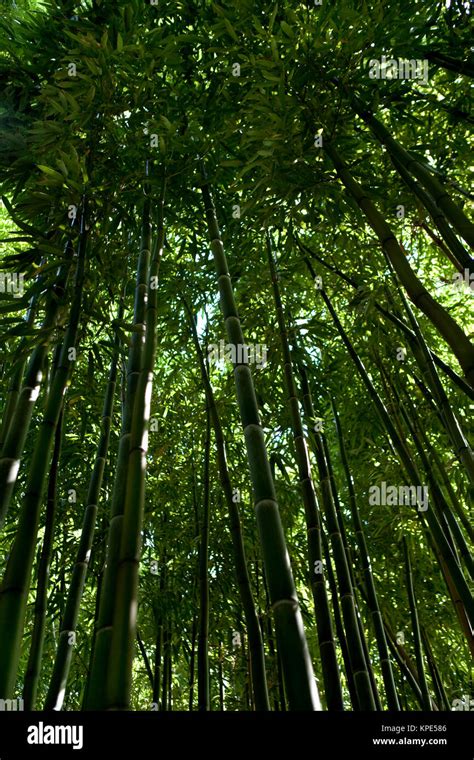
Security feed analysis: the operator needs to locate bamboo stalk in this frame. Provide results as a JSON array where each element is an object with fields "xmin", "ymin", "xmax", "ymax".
[
  {"xmin": 323, "ymin": 141, "xmax": 474, "ymax": 389},
  {"xmin": 266, "ymin": 236, "xmax": 343, "ymax": 710},
  {"xmin": 44, "ymin": 302, "xmax": 122, "ymax": 710},
  {"xmin": 384, "ymin": 257, "xmax": 474, "ymax": 487},
  {"xmin": 319, "ymin": 431, "xmax": 382, "ymax": 709},
  {"xmin": 331, "ymin": 398, "xmax": 400, "ymax": 710},
  {"xmin": 0, "ymin": 253, "xmax": 72, "ymax": 526},
  {"xmin": 348, "ymin": 97, "xmax": 474, "ymax": 248},
  {"xmin": 197, "ymin": 408, "xmax": 211, "ymax": 711},
  {"xmin": 105, "ymin": 178, "xmax": 165, "ymax": 709},
  {"xmin": 421, "ymin": 627, "xmax": 450, "ymax": 711},
  {"xmin": 402, "ymin": 537, "xmax": 432, "ymax": 710},
  {"xmin": 23, "ymin": 406, "xmax": 64, "ymax": 709},
  {"xmin": 0, "ymin": 205, "xmax": 87, "ymax": 699},
  {"xmin": 390, "ymin": 157, "xmax": 472, "ymax": 274},
  {"xmin": 304, "ymin": 388, "xmax": 375, "ymax": 710},
  {"xmin": 184, "ymin": 300, "xmax": 270, "ymax": 710},
  {"xmin": 201, "ymin": 173, "xmax": 320, "ymax": 710},
  {"xmin": 322, "ymin": 530, "xmax": 359, "ymax": 709},
  {"xmin": 295, "ymin": 234, "xmax": 474, "ymax": 401},
  {"xmin": 312, "ymin": 275, "xmax": 474, "ymax": 633},
  {"xmin": 0, "ymin": 285, "xmax": 41, "ymax": 452}
]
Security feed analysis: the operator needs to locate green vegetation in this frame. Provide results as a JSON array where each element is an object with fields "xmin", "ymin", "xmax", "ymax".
[{"xmin": 0, "ymin": 0, "xmax": 472, "ymax": 711}]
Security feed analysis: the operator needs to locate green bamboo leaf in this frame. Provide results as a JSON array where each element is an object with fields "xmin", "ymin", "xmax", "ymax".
[
  {"xmin": 37, "ymin": 165, "xmax": 64, "ymax": 182},
  {"xmin": 280, "ymin": 20, "xmax": 294, "ymax": 38}
]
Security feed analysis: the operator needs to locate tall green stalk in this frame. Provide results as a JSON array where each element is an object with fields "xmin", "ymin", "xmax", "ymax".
[
  {"xmin": 184, "ymin": 300, "xmax": 270, "ymax": 711},
  {"xmin": 266, "ymin": 236, "xmax": 343, "ymax": 710},
  {"xmin": 319, "ymin": 431, "xmax": 382, "ymax": 709},
  {"xmin": 0, "ymin": 285, "xmax": 40, "ymax": 452},
  {"xmin": 348, "ymin": 95, "xmax": 474, "ymax": 249},
  {"xmin": 44, "ymin": 303, "xmax": 122, "ymax": 710},
  {"xmin": 197, "ymin": 408, "xmax": 210, "ymax": 711},
  {"xmin": 311, "ymin": 274, "xmax": 474, "ymax": 633},
  {"xmin": 390, "ymin": 157, "xmax": 472, "ymax": 274},
  {"xmin": 201, "ymin": 174, "xmax": 320, "ymax": 710},
  {"xmin": 295, "ymin": 234, "xmax": 473, "ymax": 401},
  {"xmin": 331, "ymin": 398, "xmax": 400, "ymax": 710},
  {"xmin": 384, "ymin": 258, "xmax": 474, "ymax": 488},
  {"xmin": 105, "ymin": 180, "xmax": 164, "ymax": 709},
  {"xmin": 0, "ymin": 207, "xmax": 87, "ymax": 699},
  {"xmin": 402, "ymin": 537, "xmax": 432, "ymax": 710},
  {"xmin": 23, "ymin": 406, "xmax": 64, "ymax": 709},
  {"xmin": 299, "ymin": 367, "xmax": 375, "ymax": 711},
  {"xmin": 0, "ymin": 253, "xmax": 71, "ymax": 526},
  {"xmin": 323, "ymin": 141, "xmax": 474, "ymax": 389}
]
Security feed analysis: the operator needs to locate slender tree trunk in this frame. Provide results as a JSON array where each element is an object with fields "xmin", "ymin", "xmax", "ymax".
[
  {"xmin": 403, "ymin": 537, "xmax": 432, "ymax": 710},
  {"xmin": 201, "ymin": 173, "xmax": 320, "ymax": 710},
  {"xmin": 267, "ymin": 237, "xmax": 343, "ymax": 710},
  {"xmin": 332, "ymin": 397, "xmax": 400, "ymax": 709},
  {"xmin": 311, "ymin": 275, "xmax": 474, "ymax": 633},
  {"xmin": 23, "ymin": 407, "xmax": 64, "ymax": 709},
  {"xmin": 391, "ymin": 158, "xmax": 472, "ymax": 274},
  {"xmin": 323, "ymin": 141, "xmax": 474, "ymax": 388},
  {"xmin": 421, "ymin": 627, "xmax": 450, "ymax": 711},
  {"xmin": 322, "ymin": 531, "xmax": 358, "ymax": 709},
  {"xmin": 295, "ymin": 235, "xmax": 474, "ymax": 400},
  {"xmin": 188, "ymin": 615, "xmax": 197, "ymax": 711},
  {"xmin": 44, "ymin": 308, "xmax": 121, "ymax": 710},
  {"xmin": 347, "ymin": 96, "xmax": 474, "ymax": 248},
  {"xmin": 184, "ymin": 300, "xmax": 270, "ymax": 710},
  {"xmin": 0, "ymin": 207, "xmax": 87, "ymax": 699},
  {"xmin": 0, "ymin": 254, "xmax": 71, "ymax": 526},
  {"xmin": 197, "ymin": 408, "xmax": 211, "ymax": 711},
  {"xmin": 137, "ymin": 629, "xmax": 154, "ymax": 692}
]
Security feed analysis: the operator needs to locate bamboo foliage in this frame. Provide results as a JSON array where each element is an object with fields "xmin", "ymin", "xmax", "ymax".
[{"xmin": 0, "ymin": 0, "xmax": 471, "ymax": 714}]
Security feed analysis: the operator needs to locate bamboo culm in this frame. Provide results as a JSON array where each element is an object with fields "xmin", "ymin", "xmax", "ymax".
[
  {"xmin": 331, "ymin": 398, "xmax": 400, "ymax": 710},
  {"xmin": 266, "ymin": 236, "xmax": 343, "ymax": 710},
  {"xmin": 105, "ymin": 180, "xmax": 165, "ymax": 709},
  {"xmin": 44, "ymin": 302, "xmax": 122, "ymax": 710},
  {"xmin": 201, "ymin": 173, "xmax": 320, "ymax": 710},
  {"xmin": 402, "ymin": 537, "xmax": 432, "ymax": 710},
  {"xmin": 23, "ymin": 406, "xmax": 64, "ymax": 709},
  {"xmin": 185, "ymin": 300, "xmax": 270, "ymax": 710},
  {"xmin": 323, "ymin": 141, "xmax": 474, "ymax": 389},
  {"xmin": 0, "ymin": 209, "xmax": 87, "ymax": 699}
]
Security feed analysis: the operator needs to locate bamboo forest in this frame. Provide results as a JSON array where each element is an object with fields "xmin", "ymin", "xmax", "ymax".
[{"xmin": 0, "ymin": 0, "xmax": 473, "ymax": 721}]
